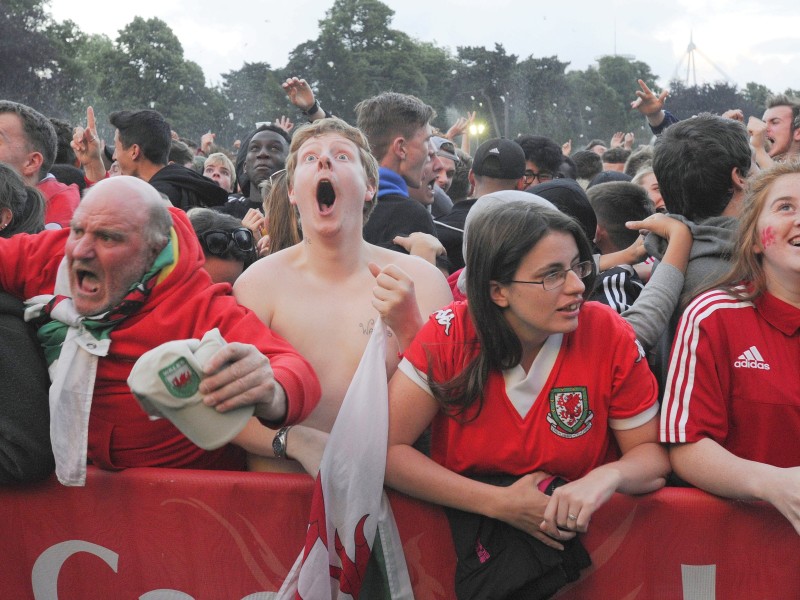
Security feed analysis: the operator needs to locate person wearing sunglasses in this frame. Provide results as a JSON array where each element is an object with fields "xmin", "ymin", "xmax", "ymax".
[
  {"xmin": 386, "ymin": 201, "xmax": 668, "ymax": 596},
  {"xmin": 188, "ymin": 208, "xmax": 257, "ymax": 285}
]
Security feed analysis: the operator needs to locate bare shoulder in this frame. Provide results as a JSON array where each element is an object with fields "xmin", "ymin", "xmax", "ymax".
[
  {"xmin": 233, "ymin": 246, "xmax": 303, "ymax": 322},
  {"xmin": 369, "ymin": 245, "xmax": 453, "ymax": 313}
]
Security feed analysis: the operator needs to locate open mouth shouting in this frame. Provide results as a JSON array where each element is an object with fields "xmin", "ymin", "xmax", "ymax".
[
  {"xmin": 316, "ymin": 179, "xmax": 336, "ymax": 215},
  {"xmin": 76, "ymin": 267, "xmax": 101, "ymax": 296}
]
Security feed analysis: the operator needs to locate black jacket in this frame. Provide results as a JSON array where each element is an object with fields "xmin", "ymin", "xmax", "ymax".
[
  {"xmin": 0, "ymin": 292, "xmax": 54, "ymax": 483},
  {"xmin": 149, "ymin": 164, "xmax": 230, "ymax": 211}
]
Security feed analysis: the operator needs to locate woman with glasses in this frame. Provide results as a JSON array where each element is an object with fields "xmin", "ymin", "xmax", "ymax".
[
  {"xmin": 385, "ymin": 201, "xmax": 668, "ymax": 597},
  {"xmin": 187, "ymin": 208, "xmax": 257, "ymax": 285}
]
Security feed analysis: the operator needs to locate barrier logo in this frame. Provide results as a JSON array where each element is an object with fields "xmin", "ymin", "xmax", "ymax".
[
  {"xmin": 547, "ymin": 387, "xmax": 593, "ymax": 438},
  {"xmin": 159, "ymin": 357, "xmax": 200, "ymax": 399}
]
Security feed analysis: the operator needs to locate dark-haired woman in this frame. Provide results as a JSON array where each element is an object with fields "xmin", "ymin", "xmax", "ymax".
[
  {"xmin": 385, "ymin": 201, "xmax": 668, "ymax": 589},
  {"xmin": 0, "ymin": 163, "xmax": 45, "ymax": 237}
]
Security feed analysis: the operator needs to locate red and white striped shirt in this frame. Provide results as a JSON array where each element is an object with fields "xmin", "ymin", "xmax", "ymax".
[{"xmin": 661, "ymin": 288, "xmax": 800, "ymax": 467}]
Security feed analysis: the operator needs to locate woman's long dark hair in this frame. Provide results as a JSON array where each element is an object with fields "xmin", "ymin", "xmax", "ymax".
[
  {"xmin": 0, "ymin": 163, "xmax": 44, "ymax": 237},
  {"xmin": 429, "ymin": 201, "xmax": 595, "ymax": 419}
]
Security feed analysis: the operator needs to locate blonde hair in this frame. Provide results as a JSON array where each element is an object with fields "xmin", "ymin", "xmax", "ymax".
[
  {"xmin": 204, "ymin": 152, "xmax": 237, "ymax": 192},
  {"xmin": 714, "ymin": 160, "xmax": 800, "ymax": 301},
  {"xmin": 286, "ymin": 118, "xmax": 378, "ymax": 190},
  {"xmin": 285, "ymin": 118, "xmax": 379, "ymax": 221},
  {"xmin": 260, "ymin": 170, "xmax": 301, "ymax": 254}
]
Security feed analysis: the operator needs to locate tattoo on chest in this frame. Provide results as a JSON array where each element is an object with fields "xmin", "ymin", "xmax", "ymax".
[
  {"xmin": 358, "ymin": 318, "xmax": 392, "ymax": 337},
  {"xmin": 359, "ymin": 319, "xmax": 375, "ymax": 335}
]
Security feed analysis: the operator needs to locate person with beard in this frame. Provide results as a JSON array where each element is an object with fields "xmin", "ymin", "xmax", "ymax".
[
  {"xmin": 0, "ymin": 176, "xmax": 319, "ymax": 485},
  {"xmin": 71, "ymin": 107, "xmax": 229, "ymax": 211}
]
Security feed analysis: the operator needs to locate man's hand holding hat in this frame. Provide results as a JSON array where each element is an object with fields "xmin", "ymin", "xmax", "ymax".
[
  {"xmin": 128, "ymin": 329, "xmax": 288, "ymax": 451},
  {"xmin": 199, "ymin": 341, "xmax": 287, "ymax": 423}
]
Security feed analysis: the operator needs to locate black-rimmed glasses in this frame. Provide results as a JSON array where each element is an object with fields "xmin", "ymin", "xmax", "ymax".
[{"xmin": 523, "ymin": 170, "xmax": 555, "ymax": 186}]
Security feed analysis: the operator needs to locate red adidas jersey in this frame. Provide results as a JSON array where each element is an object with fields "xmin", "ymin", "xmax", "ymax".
[
  {"xmin": 661, "ymin": 289, "xmax": 800, "ymax": 467},
  {"xmin": 401, "ymin": 301, "xmax": 658, "ymax": 481}
]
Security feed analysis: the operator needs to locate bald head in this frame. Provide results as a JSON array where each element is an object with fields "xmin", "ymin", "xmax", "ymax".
[
  {"xmin": 79, "ymin": 176, "xmax": 172, "ymax": 248},
  {"xmin": 67, "ymin": 176, "xmax": 173, "ymax": 315}
]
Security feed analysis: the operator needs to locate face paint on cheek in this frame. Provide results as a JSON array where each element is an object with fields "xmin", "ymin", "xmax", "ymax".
[{"xmin": 760, "ymin": 226, "xmax": 776, "ymax": 249}]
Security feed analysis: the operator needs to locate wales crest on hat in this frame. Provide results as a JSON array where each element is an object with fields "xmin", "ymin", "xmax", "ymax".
[{"xmin": 159, "ymin": 357, "xmax": 201, "ymax": 399}]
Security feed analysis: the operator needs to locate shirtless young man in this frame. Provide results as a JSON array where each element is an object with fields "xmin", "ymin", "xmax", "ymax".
[{"xmin": 233, "ymin": 118, "xmax": 453, "ymax": 473}]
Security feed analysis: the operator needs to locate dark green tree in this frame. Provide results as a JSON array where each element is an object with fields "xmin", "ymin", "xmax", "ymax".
[
  {"xmin": 566, "ymin": 68, "xmax": 629, "ymax": 146},
  {"xmin": 666, "ymin": 80, "xmax": 745, "ymax": 121},
  {"xmin": 218, "ymin": 61, "xmax": 290, "ymax": 145},
  {"xmin": 511, "ymin": 55, "xmax": 573, "ymax": 141},
  {"xmin": 285, "ymin": 0, "xmax": 432, "ymax": 123},
  {"xmin": 0, "ymin": 0, "xmax": 54, "ymax": 112},
  {"xmin": 596, "ymin": 55, "xmax": 658, "ymax": 133},
  {"xmin": 95, "ymin": 17, "xmax": 225, "ymax": 140},
  {"xmin": 451, "ymin": 44, "xmax": 519, "ymax": 138},
  {"xmin": 742, "ymin": 82, "xmax": 772, "ymax": 111}
]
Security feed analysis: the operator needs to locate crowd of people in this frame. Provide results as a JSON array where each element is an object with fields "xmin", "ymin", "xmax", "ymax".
[{"xmin": 0, "ymin": 73, "xmax": 798, "ymax": 597}]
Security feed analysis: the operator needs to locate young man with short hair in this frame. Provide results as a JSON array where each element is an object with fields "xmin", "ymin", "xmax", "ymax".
[
  {"xmin": 356, "ymin": 92, "xmax": 440, "ymax": 254},
  {"xmin": 234, "ymin": 118, "xmax": 452, "ymax": 473},
  {"xmin": 72, "ymin": 107, "xmax": 229, "ymax": 211},
  {"xmin": 0, "ymin": 100, "xmax": 79, "ymax": 227}
]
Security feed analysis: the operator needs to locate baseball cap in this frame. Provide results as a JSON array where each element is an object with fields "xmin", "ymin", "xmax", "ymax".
[
  {"xmin": 471, "ymin": 138, "xmax": 526, "ymax": 179},
  {"xmin": 127, "ymin": 328, "xmax": 254, "ymax": 450},
  {"xmin": 432, "ymin": 136, "xmax": 459, "ymax": 163}
]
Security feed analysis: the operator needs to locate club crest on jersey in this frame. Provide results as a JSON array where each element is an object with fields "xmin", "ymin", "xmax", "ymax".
[{"xmin": 547, "ymin": 387, "xmax": 593, "ymax": 438}]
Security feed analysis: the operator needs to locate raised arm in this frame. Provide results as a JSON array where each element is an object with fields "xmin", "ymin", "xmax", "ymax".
[
  {"xmin": 631, "ymin": 79, "xmax": 672, "ymax": 132},
  {"xmin": 71, "ymin": 106, "xmax": 108, "ymax": 183},
  {"xmin": 621, "ymin": 214, "xmax": 692, "ymax": 349},
  {"xmin": 747, "ymin": 116, "xmax": 776, "ymax": 170},
  {"xmin": 282, "ymin": 77, "xmax": 327, "ymax": 122},
  {"xmin": 445, "ymin": 111, "xmax": 476, "ymax": 154}
]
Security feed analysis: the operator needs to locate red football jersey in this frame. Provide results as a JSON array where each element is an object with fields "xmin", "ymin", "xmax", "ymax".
[
  {"xmin": 662, "ymin": 289, "xmax": 800, "ymax": 467},
  {"xmin": 401, "ymin": 301, "xmax": 658, "ymax": 481}
]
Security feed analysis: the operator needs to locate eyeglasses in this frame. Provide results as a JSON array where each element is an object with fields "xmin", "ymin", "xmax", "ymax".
[
  {"xmin": 269, "ymin": 168, "xmax": 287, "ymax": 184},
  {"xmin": 523, "ymin": 170, "xmax": 554, "ymax": 186},
  {"xmin": 510, "ymin": 261, "xmax": 593, "ymax": 291},
  {"xmin": 199, "ymin": 227, "xmax": 255, "ymax": 257}
]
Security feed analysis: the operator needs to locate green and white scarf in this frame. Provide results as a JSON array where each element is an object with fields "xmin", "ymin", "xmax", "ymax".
[{"xmin": 24, "ymin": 240, "xmax": 174, "ymax": 486}]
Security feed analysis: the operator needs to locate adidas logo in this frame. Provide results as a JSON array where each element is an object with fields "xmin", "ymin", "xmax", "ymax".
[
  {"xmin": 488, "ymin": 147, "xmax": 500, "ymax": 155},
  {"xmin": 733, "ymin": 345, "xmax": 770, "ymax": 370}
]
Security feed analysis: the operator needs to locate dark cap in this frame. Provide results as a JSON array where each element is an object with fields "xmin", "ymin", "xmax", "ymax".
[
  {"xmin": 471, "ymin": 138, "xmax": 525, "ymax": 179},
  {"xmin": 588, "ymin": 170, "xmax": 633, "ymax": 188}
]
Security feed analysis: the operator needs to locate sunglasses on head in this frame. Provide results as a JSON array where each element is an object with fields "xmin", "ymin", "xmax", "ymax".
[{"xmin": 199, "ymin": 227, "xmax": 255, "ymax": 257}]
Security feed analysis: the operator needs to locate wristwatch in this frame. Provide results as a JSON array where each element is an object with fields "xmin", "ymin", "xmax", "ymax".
[
  {"xmin": 302, "ymin": 100, "xmax": 320, "ymax": 116},
  {"xmin": 272, "ymin": 426, "xmax": 292, "ymax": 459}
]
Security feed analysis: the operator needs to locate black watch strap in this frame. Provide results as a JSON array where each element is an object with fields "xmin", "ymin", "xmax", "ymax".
[{"xmin": 302, "ymin": 100, "xmax": 320, "ymax": 116}]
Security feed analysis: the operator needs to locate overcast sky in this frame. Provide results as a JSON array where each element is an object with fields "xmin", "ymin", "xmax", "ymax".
[{"xmin": 50, "ymin": 0, "xmax": 799, "ymax": 95}]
